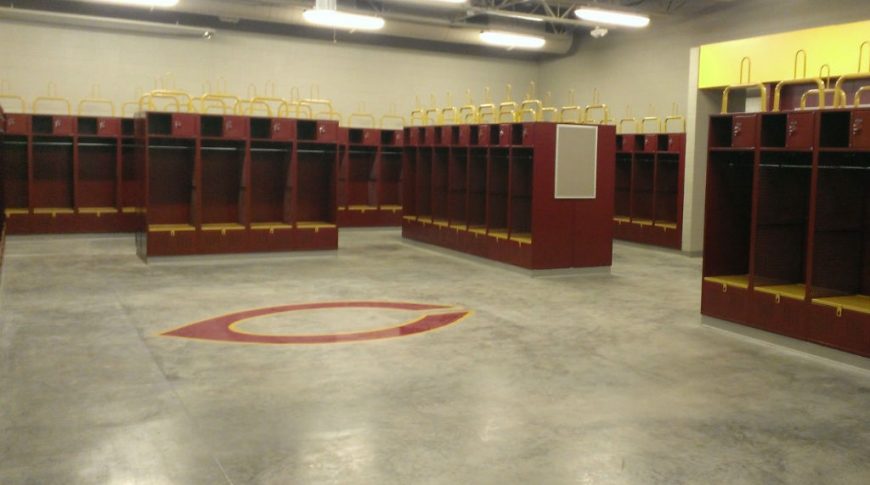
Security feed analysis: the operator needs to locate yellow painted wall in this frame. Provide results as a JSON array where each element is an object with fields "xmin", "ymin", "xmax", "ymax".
[{"xmin": 699, "ymin": 20, "xmax": 870, "ymax": 88}]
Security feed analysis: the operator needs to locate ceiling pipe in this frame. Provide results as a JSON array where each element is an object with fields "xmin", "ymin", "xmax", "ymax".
[{"xmin": 50, "ymin": 0, "xmax": 574, "ymax": 53}]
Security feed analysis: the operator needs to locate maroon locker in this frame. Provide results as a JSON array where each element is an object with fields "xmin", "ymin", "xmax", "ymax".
[
  {"xmin": 422, "ymin": 127, "xmax": 435, "ymax": 145},
  {"xmin": 170, "ymin": 113, "xmax": 198, "ymax": 137},
  {"xmin": 52, "ymin": 116, "xmax": 76, "ymax": 136},
  {"xmin": 223, "ymin": 115, "xmax": 248, "ymax": 139},
  {"xmin": 406, "ymin": 128, "xmax": 419, "ymax": 145},
  {"xmin": 436, "ymin": 126, "xmax": 448, "ymax": 146},
  {"xmin": 498, "ymin": 124, "xmax": 512, "ymax": 147},
  {"xmin": 362, "ymin": 129, "xmax": 379, "ymax": 146},
  {"xmin": 731, "ymin": 114, "xmax": 757, "ymax": 148},
  {"xmin": 852, "ymin": 110, "xmax": 870, "ymax": 149},
  {"xmin": 457, "ymin": 125, "xmax": 471, "ymax": 146},
  {"xmin": 621, "ymin": 135, "xmax": 636, "ymax": 152},
  {"xmin": 643, "ymin": 134, "xmax": 657, "ymax": 152},
  {"xmin": 316, "ymin": 121, "xmax": 339, "ymax": 142},
  {"xmin": 271, "ymin": 119, "xmax": 296, "ymax": 140},
  {"xmin": 96, "ymin": 118, "xmax": 121, "ymax": 137},
  {"xmin": 666, "ymin": 133, "xmax": 685, "ymax": 151},
  {"xmin": 392, "ymin": 130, "xmax": 404, "ymax": 146},
  {"xmin": 5, "ymin": 114, "xmax": 30, "ymax": 134},
  {"xmin": 477, "ymin": 125, "xmax": 492, "ymax": 146},
  {"xmin": 785, "ymin": 112, "xmax": 815, "ymax": 149},
  {"xmin": 521, "ymin": 124, "xmax": 534, "ymax": 145}
]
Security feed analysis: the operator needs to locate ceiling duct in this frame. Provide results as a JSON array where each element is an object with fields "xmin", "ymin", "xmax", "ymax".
[{"xmin": 39, "ymin": 0, "xmax": 575, "ymax": 54}]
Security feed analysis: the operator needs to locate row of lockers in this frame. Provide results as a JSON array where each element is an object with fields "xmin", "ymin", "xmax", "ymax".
[{"xmin": 711, "ymin": 109, "xmax": 870, "ymax": 149}]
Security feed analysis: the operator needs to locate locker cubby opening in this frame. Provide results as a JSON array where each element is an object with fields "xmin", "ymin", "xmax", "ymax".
[
  {"xmin": 653, "ymin": 154, "xmax": 680, "ymax": 224},
  {"xmin": 511, "ymin": 124, "xmax": 523, "ymax": 145},
  {"xmin": 451, "ymin": 126, "xmax": 461, "ymax": 144},
  {"xmin": 402, "ymin": 149, "xmax": 418, "ymax": 216},
  {"xmin": 431, "ymin": 148, "xmax": 449, "ymax": 221},
  {"xmin": 347, "ymin": 147, "xmax": 377, "ymax": 207},
  {"xmin": 147, "ymin": 139, "xmax": 195, "ymax": 225},
  {"xmin": 78, "ymin": 137, "xmax": 118, "ymax": 208},
  {"xmin": 657, "ymin": 135, "xmax": 670, "ymax": 151},
  {"xmin": 489, "ymin": 125, "xmax": 500, "ymax": 145},
  {"xmin": 200, "ymin": 116, "xmax": 224, "ymax": 138},
  {"xmin": 297, "ymin": 120, "xmax": 318, "ymax": 141},
  {"xmin": 819, "ymin": 111, "xmax": 851, "ymax": 148},
  {"xmin": 250, "ymin": 118, "xmax": 272, "ymax": 139},
  {"xmin": 415, "ymin": 148, "xmax": 433, "ymax": 218},
  {"xmin": 632, "ymin": 154, "xmax": 655, "ymax": 221},
  {"xmin": 349, "ymin": 129, "xmax": 365, "ymax": 144},
  {"xmin": 810, "ymin": 153, "xmax": 870, "ymax": 298},
  {"xmin": 510, "ymin": 148, "xmax": 533, "ymax": 235},
  {"xmin": 616, "ymin": 135, "xmax": 625, "ymax": 151},
  {"xmin": 32, "ymin": 136, "xmax": 74, "ymax": 209},
  {"xmin": 709, "ymin": 116, "xmax": 734, "ymax": 148},
  {"xmin": 201, "ymin": 140, "xmax": 245, "ymax": 225},
  {"xmin": 250, "ymin": 142, "xmax": 291, "ymax": 223},
  {"xmin": 447, "ymin": 148, "xmax": 468, "ymax": 225},
  {"xmin": 615, "ymin": 154, "xmax": 632, "ymax": 218},
  {"xmin": 122, "ymin": 119, "xmax": 135, "ymax": 136},
  {"xmin": 380, "ymin": 149, "xmax": 402, "ymax": 207},
  {"xmin": 381, "ymin": 130, "xmax": 395, "ymax": 146},
  {"xmin": 120, "ymin": 139, "xmax": 142, "ymax": 209},
  {"xmin": 469, "ymin": 125, "xmax": 480, "ymax": 145},
  {"xmin": 633, "ymin": 134, "xmax": 645, "ymax": 150},
  {"xmin": 417, "ymin": 127, "xmax": 427, "ymax": 145},
  {"xmin": 488, "ymin": 148, "xmax": 509, "ymax": 232},
  {"xmin": 147, "ymin": 113, "xmax": 172, "ymax": 136},
  {"xmin": 467, "ymin": 148, "xmax": 487, "ymax": 228},
  {"xmin": 703, "ymin": 150, "xmax": 755, "ymax": 279},
  {"xmin": 753, "ymin": 151, "xmax": 812, "ymax": 288},
  {"xmin": 77, "ymin": 117, "xmax": 99, "ymax": 135},
  {"xmin": 433, "ymin": 128, "xmax": 443, "ymax": 145},
  {"xmin": 297, "ymin": 144, "xmax": 336, "ymax": 223},
  {"xmin": 760, "ymin": 114, "xmax": 787, "ymax": 148},
  {"xmin": 31, "ymin": 116, "xmax": 54, "ymax": 135},
  {"xmin": 1, "ymin": 135, "xmax": 29, "ymax": 209}
]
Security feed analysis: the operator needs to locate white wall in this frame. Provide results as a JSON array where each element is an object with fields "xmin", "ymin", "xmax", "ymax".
[
  {"xmin": 0, "ymin": 19, "xmax": 538, "ymax": 125},
  {"xmin": 538, "ymin": 0, "xmax": 870, "ymax": 120}
]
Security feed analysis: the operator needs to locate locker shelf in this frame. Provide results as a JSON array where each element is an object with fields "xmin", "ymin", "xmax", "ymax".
[
  {"xmin": 201, "ymin": 223, "xmax": 245, "ymax": 232},
  {"xmin": 33, "ymin": 208, "xmax": 75, "ymax": 215},
  {"xmin": 754, "ymin": 284, "xmax": 806, "ymax": 301},
  {"xmin": 250, "ymin": 222, "xmax": 292, "ymax": 230},
  {"xmin": 149, "ymin": 224, "xmax": 195, "ymax": 232},
  {"xmin": 812, "ymin": 295, "xmax": 870, "ymax": 315},
  {"xmin": 488, "ymin": 229, "xmax": 509, "ymax": 240},
  {"xmin": 511, "ymin": 233, "xmax": 532, "ymax": 245},
  {"xmin": 297, "ymin": 221, "xmax": 336, "ymax": 230},
  {"xmin": 703, "ymin": 274, "xmax": 750, "ymax": 289},
  {"xmin": 78, "ymin": 207, "xmax": 119, "ymax": 216}
]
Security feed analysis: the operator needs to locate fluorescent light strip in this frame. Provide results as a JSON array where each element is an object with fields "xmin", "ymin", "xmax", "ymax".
[
  {"xmin": 302, "ymin": 9, "xmax": 385, "ymax": 31},
  {"xmin": 480, "ymin": 31, "xmax": 545, "ymax": 49},
  {"xmin": 574, "ymin": 7, "xmax": 649, "ymax": 28}
]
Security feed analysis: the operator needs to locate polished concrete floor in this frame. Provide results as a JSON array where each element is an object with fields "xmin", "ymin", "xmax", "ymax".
[{"xmin": 1, "ymin": 231, "xmax": 868, "ymax": 484}]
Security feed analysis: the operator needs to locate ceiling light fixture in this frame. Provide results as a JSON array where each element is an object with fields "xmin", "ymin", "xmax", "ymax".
[
  {"xmin": 480, "ymin": 31, "xmax": 546, "ymax": 50},
  {"xmin": 303, "ymin": 0, "xmax": 385, "ymax": 31},
  {"xmin": 427, "ymin": 0, "xmax": 467, "ymax": 4},
  {"xmin": 574, "ymin": 7, "xmax": 650, "ymax": 28},
  {"xmin": 98, "ymin": 0, "xmax": 180, "ymax": 7}
]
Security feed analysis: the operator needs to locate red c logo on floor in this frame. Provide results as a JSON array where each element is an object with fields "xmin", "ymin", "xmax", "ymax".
[{"xmin": 161, "ymin": 301, "xmax": 470, "ymax": 344}]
